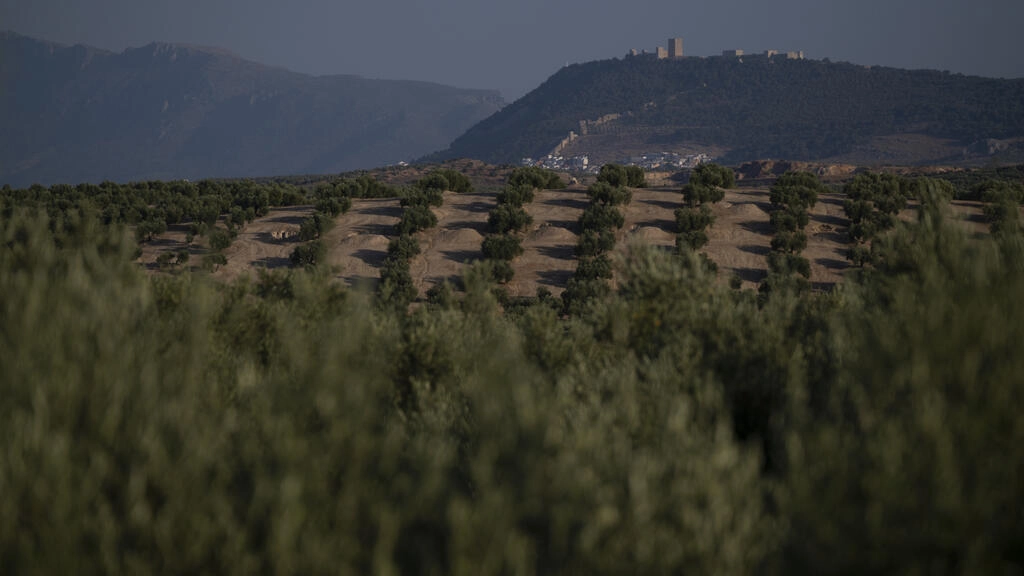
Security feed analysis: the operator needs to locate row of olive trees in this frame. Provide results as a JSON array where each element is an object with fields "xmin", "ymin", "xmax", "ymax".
[
  {"xmin": 480, "ymin": 188, "xmax": 533, "ymax": 284},
  {"xmin": 759, "ymin": 171, "xmax": 826, "ymax": 296},
  {"xmin": 379, "ymin": 170, "xmax": 469, "ymax": 309},
  {"xmin": 842, "ymin": 172, "xmax": 910, "ymax": 266},
  {"xmin": 982, "ymin": 180, "xmax": 1023, "ymax": 236},
  {"xmin": 561, "ymin": 174, "xmax": 633, "ymax": 314},
  {"xmin": 596, "ymin": 163, "xmax": 646, "ymax": 188},
  {"xmin": 482, "ymin": 169, "xmax": 548, "ymax": 284},
  {"xmin": 675, "ymin": 163, "xmax": 733, "ymax": 266},
  {"xmin": 3, "ymin": 199, "xmax": 1024, "ymax": 574},
  {"xmin": 289, "ymin": 186, "xmax": 356, "ymax": 269}
]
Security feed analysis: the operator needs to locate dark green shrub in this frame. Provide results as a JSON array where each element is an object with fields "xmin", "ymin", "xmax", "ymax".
[
  {"xmin": 496, "ymin": 184, "xmax": 535, "ymax": 207},
  {"xmin": 481, "ymin": 234, "xmax": 524, "ymax": 261},
  {"xmin": 770, "ymin": 230, "xmax": 808, "ymax": 254},
  {"xmin": 378, "ymin": 256, "xmax": 417, "ymax": 308},
  {"xmin": 396, "ymin": 205, "xmax": 438, "ymax": 235},
  {"xmin": 155, "ymin": 252, "xmax": 176, "ymax": 269},
  {"xmin": 587, "ymin": 182, "xmax": 633, "ymax": 206},
  {"xmin": 597, "ymin": 163, "xmax": 629, "ymax": 187},
  {"xmin": 574, "ymin": 255, "xmax": 613, "ymax": 281},
  {"xmin": 489, "ymin": 259, "xmax": 515, "ymax": 283},
  {"xmin": 488, "ymin": 204, "xmax": 533, "ymax": 234},
  {"xmin": 388, "ymin": 234, "xmax": 421, "ymax": 261},
  {"xmin": 425, "ymin": 280, "xmax": 455, "ymax": 308},
  {"xmin": 769, "ymin": 209, "xmax": 808, "ymax": 232},
  {"xmin": 770, "ymin": 171, "xmax": 824, "ymax": 210},
  {"xmin": 625, "ymin": 165, "xmax": 647, "ymax": 188},
  {"xmin": 767, "ymin": 251, "xmax": 811, "ymax": 277},
  {"xmin": 201, "ymin": 252, "xmax": 227, "ymax": 271},
  {"xmin": 682, "ymin": 183, "xmax": 725, "ymax": 207},
  {"xmin": 416, "ymin": 172, "xmax": 450, "ymax": 192},
  {"xmin": 579, "ymin": 204, "xmax": 625, "ymax": 232},
  {"xmin": 507, "ymin": 166, "xmax": 565, "ymax": 189},
  {"xmin": 675, "ymin": 205, "xmax": 715, "ymax": 232},
  {"xmin": 689, "ymin": 163, "xmax": 735, "ymax": 189},
  {"xmin": 575, "ymin": 228, "xmax": 616, "ymax": 257},
  {"xmin": 401, "ymin": 187, "xmax": 444, "ymax": 208},
  {"xmin": 560, "ymin": 277, "xmax": 610, "ymax": 314},
  {"xmin": 207, "ymin": 227, "xmax": 232, "ymax": 252},
  {"xmin": 299, "ymin": 212, "xmax": 335, "ymax": 241},
  {"xmin": 984, "ymin": 197, "xmax": 1021, "ymax": 235},
  {"xmin": 315, "ymin": 195, "xmax": 352, "ymax": 217},
  {"xmin": 419, "ymin": 168, "xmax": 472, "ymax": 193},
  {"xmin": 290, "ymin": 240, "xmax": 326, "ymax": 268},
  {"xmin": 134, "ymin": 218, "xmax": 167, "ymax": 243},
  {"xmin": 677, "ymin": 229, "xmax": 710, "ymax": 251}
]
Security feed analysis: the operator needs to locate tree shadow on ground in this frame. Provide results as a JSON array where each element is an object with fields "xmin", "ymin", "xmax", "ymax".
[
  {"xmin": 732, "ymin": 267, "xmax": 767, "ymax": 283},
  {"xmin": 441, "ymin": 250, "xmax": 480, "ymax": 264},
  {"xmin": 815, "ymin": 257, "xmax": 849, "ymax": 271},
  {"xmin": 445, "ymin": 220, "xmax": 489, "ymax": 233},
  {"xmin": 810, "ymin": 213, "xmax": 847, "ymax": 227},
  {"xmin": 813, "ymin": 230, "xmax": 849, "ymax": 244},
  {"xmin": 543, "ymin": 219, "xmax": 580, "ymax": 234},
  {"xmin": 255, "ymin": 256, "xmax": 291, "ymax": 269},
  {"xmin": 537, "ymin": 269, "xmax": 574, "ymax": 288},
  {"xmin": 455, "ymin": 201, "xmax": 494, "ymax": 214},
  {"xmin": 739, "ymin": 220, "xmax": 773, "ymax": 234},
  {"xmin": 352, "ymin": 249, "xmax": 386, "ymax": 266},
  {"xmin": 642, "ymin": 198, "xmax": 680, "ymax": 210},
  {"xmin": 264, "ymin": 213, "xmax": 310, "ymax": 225},
  {"xmin": 537, "ymin": 245, "xmax": 576, "ymax": 260},
  {"xmin": 542, "ymin": 197, "xmax": 589, "ymax": 210},
  {"xmin": 342, "ymin": 275, "xmax": 380, "ymax": 290},
  {"xmin": 740, "ymin": 244, "xmax": 770, "ymax": 256},
  {"xmin": 357, "ymin": 205, "xmax": 403, "ymax": 218},
  {"xmin": 352, "ymin": 223, "xmax": 396, "ymax": 235}
]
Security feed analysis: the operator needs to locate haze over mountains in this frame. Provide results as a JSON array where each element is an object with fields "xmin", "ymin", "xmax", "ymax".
[
  {"xmin": 0, "ymin": 31, "xmax": 504, "ymax": 187},
  {"xmin": 5, "ymin": 30, "xmax": 1024, "ymax": 188}
]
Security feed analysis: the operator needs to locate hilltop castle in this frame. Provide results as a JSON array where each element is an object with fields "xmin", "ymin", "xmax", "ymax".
[
  {"xmin": 627, "ymin": 37, "xmax": 805, "ymax": 61},
  {"xmin": 628, "ymin": 37, "xmax": 685, "ymax": 59}
]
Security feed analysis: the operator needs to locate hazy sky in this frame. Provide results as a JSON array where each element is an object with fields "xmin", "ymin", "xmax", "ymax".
[{"xmin": 4, "ymin": 0, "xmax": 1023, "ymax": 99}]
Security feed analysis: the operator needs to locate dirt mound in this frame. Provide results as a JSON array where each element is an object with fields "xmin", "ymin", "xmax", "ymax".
[
  {"xmin": 627, "ymin": 226, "xmax": 675, "ymax": 244},
  {"xmin": 529, "ymin": 225, "xmax": 577, "ymax": 243},
  {"xmin": 338, "ymin": 233, "xmax": 390, "ymax": 249},
  {"xmin": 431, "ymin": 228, "xmax": 485, "ymax": 245},
  {"xmin": 728, "ymin": 202, "xmax": 770, "ymax": 219}
]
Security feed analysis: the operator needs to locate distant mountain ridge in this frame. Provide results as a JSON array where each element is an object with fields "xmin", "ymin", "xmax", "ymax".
[
  {"xmin": 432, "ymin": 54, "xmax": 1024, "ymax": 166},
  {"xmin": 0, "ymin": 31, "xmax": 504, "ymax": 186}
]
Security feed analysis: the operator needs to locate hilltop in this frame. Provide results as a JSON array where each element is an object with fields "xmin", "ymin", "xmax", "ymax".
[
  {"xmin": 0, "ymin": 31, "xmax": 504, "ymax": 186},
  {"xmin": 432, "ymin": 54, "xmax": 1024, "ymax": 166}
]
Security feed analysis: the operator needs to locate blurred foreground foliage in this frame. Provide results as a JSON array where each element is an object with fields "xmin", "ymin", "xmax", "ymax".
[{"xmin": 1, "ymin": 200, "xmax": 1023, "ymax": 575}]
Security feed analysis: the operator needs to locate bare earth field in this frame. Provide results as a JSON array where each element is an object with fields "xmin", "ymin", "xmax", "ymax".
[{"xmin": 139, "ymin": 186, "xmax": 992, "ymax": 297}]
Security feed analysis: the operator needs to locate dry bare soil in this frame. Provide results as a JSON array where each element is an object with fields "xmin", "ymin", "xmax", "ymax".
[{"xmin": 139, "ymin": 185, "xmax": 990, "ymax": 296}]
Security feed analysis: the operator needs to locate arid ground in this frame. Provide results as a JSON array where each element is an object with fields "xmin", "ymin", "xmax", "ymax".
[{"xmin": 139, "ymin": 182, "xmax": 992, "ymax": 297}]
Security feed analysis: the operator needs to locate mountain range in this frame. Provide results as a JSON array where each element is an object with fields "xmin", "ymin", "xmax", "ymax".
[
  {"xmin": 0, "ymin": 31, "xmax": 504, "ymax": 187},
  {"xmin": 5, "ymin": 31, "xmax": 1024, "ymax": 188},
  {"xmin": 432, "ymin": 54, "xmax": 1024, "ymax": 167}
]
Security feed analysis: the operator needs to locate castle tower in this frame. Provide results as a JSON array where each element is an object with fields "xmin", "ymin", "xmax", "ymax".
[{"xmin": 668, "ymin": 37, "xmax": 684, "ymax": 58}]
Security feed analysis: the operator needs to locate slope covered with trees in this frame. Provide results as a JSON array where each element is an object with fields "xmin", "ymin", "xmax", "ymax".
[
  {"xmin": 0, "ymin": 31, "xmax": 504, "ymax": 187},
  {"xmin": 435, "ymin": 54, "xmax": 1024, "ymax": 165},
  {"xmin": 2, "ymin": 186, "xmax": 1023, "ymax": 572}
]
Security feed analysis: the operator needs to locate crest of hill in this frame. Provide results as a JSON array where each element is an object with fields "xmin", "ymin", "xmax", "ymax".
[
  {"xmin": 431, "ymin": 55, "xmax": 1024, "ymax": 166},
  {"xmin": 0, "ymin": 32, "xmax": 505, "ymax": 187}
]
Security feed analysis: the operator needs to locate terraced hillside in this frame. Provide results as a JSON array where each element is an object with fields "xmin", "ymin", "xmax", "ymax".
[{"xmin": 138, "ymin": 184, "xmax": 992, "ymax": 296}]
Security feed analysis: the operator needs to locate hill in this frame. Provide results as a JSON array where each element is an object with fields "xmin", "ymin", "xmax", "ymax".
[
  {"xmin": 0, "ymin": 31, "xmax": 504, "ymax": 187},
  {"xmin": 432, "ymin": 54, "xmax": 1024, "ymax": 166}
]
